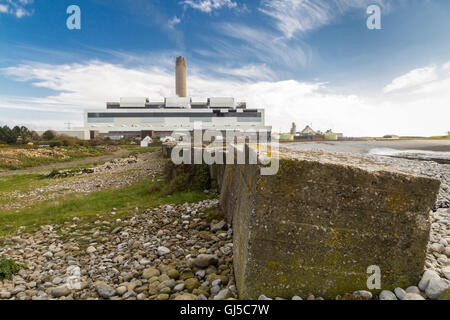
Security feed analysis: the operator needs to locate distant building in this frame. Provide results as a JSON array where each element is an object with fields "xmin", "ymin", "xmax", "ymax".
[
  {"xmin": 300, "ymin": 125, "xmax": 317, "ymax": 136},
  {"xmin": 84, "ymin": 57, "xmax": 271, "ymax": 140},
  {"xmin": 290, "ymin": 122, "xmax": 297, "ymax": 135}
]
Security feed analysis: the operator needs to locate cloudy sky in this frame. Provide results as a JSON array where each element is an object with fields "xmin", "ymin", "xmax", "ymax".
[{"xmin": 0, "ymin": 0, "xmax": 449, "ymax": 136}]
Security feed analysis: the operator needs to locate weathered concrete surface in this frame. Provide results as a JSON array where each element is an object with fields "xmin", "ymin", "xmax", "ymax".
[{"xmin": 219, "ymin": 145, "xmax": 441, "ymax": 299}]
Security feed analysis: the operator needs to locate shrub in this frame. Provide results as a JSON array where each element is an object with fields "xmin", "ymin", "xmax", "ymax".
[
  {"xmin": 163, "ymin": 162, "xmax": 211, "ymax": 195},
  {"xmin": 42, "ymin": 130, "xmax": 56, "ymax": 140},
  {"xmin": 0, "ymin": 257, "xmax": 22, "ymax": 280}
]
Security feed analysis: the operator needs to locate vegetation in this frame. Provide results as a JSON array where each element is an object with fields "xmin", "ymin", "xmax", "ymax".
[
  {"xmin": 0, "ymin": 176, "xmax": 209, "ymax": 237},
  {"xmin": 0, "ymin": 145, "xmax": 110, "ymax": 170},
  {"xmin": 163, "ymin": 162, "xmax": 211, "ymax": 196},
  {"xmin": 0, "ymin": 257, "xmax": 23, "ymax": 280},
  {"xmin": 0, "ymin": 125, "xmax": 34, "ymax": 145}
]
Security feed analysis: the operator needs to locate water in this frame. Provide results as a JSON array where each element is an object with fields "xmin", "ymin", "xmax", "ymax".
[{"xmin": 369, "ymin": 148, "xmax": 450, "ymax": 164}]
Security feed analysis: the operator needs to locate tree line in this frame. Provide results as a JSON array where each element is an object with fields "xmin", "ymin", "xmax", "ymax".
[{"xmin": 0, "ymin": 125, "xmax": 56, "ymax": 145}]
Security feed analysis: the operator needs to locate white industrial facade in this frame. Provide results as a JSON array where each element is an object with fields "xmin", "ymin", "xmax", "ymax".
[{"xmin": 84, "ymin": 97, "xmax": 271, "ymax": 139}]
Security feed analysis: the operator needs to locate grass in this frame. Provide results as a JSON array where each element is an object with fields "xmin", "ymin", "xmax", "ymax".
[
  {"xmin": 0, "ymin": 146, "xmax": 110, "ymax": 170},
  {"xmin": 0, "ymin": 257, "xmax": 23, "ymax": 280},
  {"xmin": 0, "ymin": 176, "xmax": 209, "ymax": 237}
]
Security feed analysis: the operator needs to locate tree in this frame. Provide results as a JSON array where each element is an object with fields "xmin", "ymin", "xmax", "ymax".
[{"xmin": 42, "ymin": 130, "xmax": 56, "ymax": 141}]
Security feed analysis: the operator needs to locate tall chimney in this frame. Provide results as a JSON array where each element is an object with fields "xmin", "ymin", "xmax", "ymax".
[{"xmin": 176, "ymin": 56, "xmax": 187, "ymax": 97}]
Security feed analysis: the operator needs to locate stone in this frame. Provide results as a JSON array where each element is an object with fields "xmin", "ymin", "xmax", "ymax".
[
  {"xmin": 157, "ymin": 246, "xmax": 171, "ymax": 256},
  {"xmin": 430, "ymin": 243, "xmax": 444, "ymax": 254},
  {"xmin": 292, "ymin": 295, "xmax": 303, "ymax": 300},
  {"xmin": 167, "ymin": 269, "xmax": 180, "ymax": 280},
  {"xmin": 86, "ymin": 246, "xmax": 96, "ymax": 254},
  {"xmin": 196, "ymin": 270, "xmax": 206, "ymax": 278},
  {"xmin": 184, "ymin": 278, "xmax": 200, "ymax": 291},
  {"xmin": 353, "ymin": 290, "xmax": 372, "ymax": 300},
  {"xmin": 214, "ymin": 289, "xmax": 233, "ymax": 300},
  {"xmin": 442, "ymin": 266, "xmax": 450, "ymax": 280},
  {"xmin": 211, "ymin": 221, "xmax": 226, "ymax": 233},
  {"xmin": 175, "ymin": 293, "xmax": 198, "ymax": 300},
  {"xmin": 258, "ymin": 295, "xmax": 272, "ymax": 300},
  {"xmin": 403, "ymin": 293, "xmax": 425, "ymax": 300},
  {"xmin": 143, "ymin": 268, "xmax": 160, "ymax": 279},
  {"xmin": 173, "ymin": 283, "xmax": 185, "ymax": 292},
  {"xmin": 43, "ymin": 251, "xmax": 53, "ymax": 258},
  {"xmin": 95, "ymin": 281, "xmax": 116, "ymax": 299},
  {"xmin": 405, "ymin": 286, "xmax": 421, "ymax": 295},
  {"xmin": 221, "ymin": 145, "xmax": 441, "ymax": 299},
  {"xmin": 116, "ymin": 286, "xmax": 127, "ymax": 295},
  {"xmin": 210, "ymin": 285, "xmax": 221, "ymax": 295},
  {"xmin": 418, "ymin": 270, "xmax": 440, "ymax": 291},
  {"xmin": 379, "ymin": 290, "xmax": 397, "ymax": 300},
  {"xmin": 193, "ymin": 254, "xmax": 218, "ymax": 268},
  {"xmin": 50, "ymin": 285, "xmax": 71, "ymax": 298},
  {"xmin": 394, "ymin": 287, "xmax": 406, "ymax": 300},
  {"xmin": 156, "ymin": 294, "xmax": 169, "ymax": 300},
  {"xmin": 425, "ymin": 278, "xmax": 450, "ymax": 300},
  {"xmin": 0, "ymin": 291, "xmax": 11, "ymax": 299}
]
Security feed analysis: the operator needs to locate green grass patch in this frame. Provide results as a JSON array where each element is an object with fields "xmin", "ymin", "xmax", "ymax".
[
  {"xmin": 0, "ymin": 257, "xmax": 23, "ymax": 280},
  {"xmin": 203, "ymin": 206, "xmax": 225, "ymax": 222},
  {"xmin": 0, "ymin": 176, "xmax": 208, "ymax": 237}
]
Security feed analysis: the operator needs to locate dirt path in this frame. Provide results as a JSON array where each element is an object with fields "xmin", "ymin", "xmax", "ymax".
[{"xmin": 0, "ymin": 149, "xmax": 132, "ymax": 177}]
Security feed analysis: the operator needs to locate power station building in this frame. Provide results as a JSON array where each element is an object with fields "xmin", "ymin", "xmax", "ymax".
[{"xmin": 84, "ymin": 57, "xmax": 271, "ymax": 139}]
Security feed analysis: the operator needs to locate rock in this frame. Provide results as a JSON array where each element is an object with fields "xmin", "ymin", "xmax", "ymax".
[
  {"xmin": 210, "ymin": 285, "xmax": 221, "ymax": 295},
  {"xmin": 379, "ymin": 290, "xmax": 397, "ymax": 300},
  {"xmin": 175, "ymin": 293, "xmax": 198, "ymax": 300},
  {"xmin": 353, "ymin": 290, "xmax": 372, "ymax": 300},
  {"xmin": 403, "ymin": 293, "xmax": 425, "ymax": 300},
  {"xmin": 43, "ymin": 251, "xmax": 53, "ymax": 258},
  {"xmin": 50, "ymin": 285, "xmax": 71, "ymax": 298},
  {"xmin": 174, "ymin": 283, "xmax": 185, "ymax": 292},
  {"xmin": 116, "ymin": 286, "xmax": 127, "ymax": 296},
  {"xmin": 210, "ymin": 221, "xmax": 226, "ymax": 233},
  {"xmin": 157, "ymin": 246, "xmax": 171, "ymax": 256},
  {"xmin": 211, "ymin": 279, "xmax": 222, "ymax": 287},
  {"xmin": 405, "ymin": 286, "xmax": 421, "ymax": 295},
  {"xmin": 184, "ymin": 278, "xmax": 200, "ymax": 291},
  {"xmin": 258, "ymin": 295, "xmax": 272, "ymax": 300},
  {"xmin": 425, "ymin": 278, "xmax": 450, "ymax": 300},
  {"xmin": 137, "ymin": 293, "xmax": 146, "ymax": 300},
  {"xmin": 442, "ymin": 266, "xmax": 450, "ymax": 280},
  {"xmin": 430, "ymin": 243, "xmax": 445, "ymax": 254},
  {"xmin": 167, "ymin": 269, "xmax": 180, "ymax": 280},
  {"xmin": 196, "ymin": 270, "xmax": 206, "ymax": 278},
  {"xmin": 214, "ymin": 288, "xmax": 233, "ymax": 300},
  {"xmin": 292, "ymin": 296, "xmax": 303, "ymax": 300},
  {"xmin": 156, "ymin": 294, "xmax": 169, "ymax": 300},
  {"xmin": 86, "ymin": 246, "xmax": 96, "ymax": 254},
  {"xmin": 193, "ymin": 254, "xmax": 218, "ymax": 268},
  {"xmin": 95, "ymin": 281, "xmax": 116, "ymax": 299},
  {"xmin": 143, "ymin": 268, "xmax": 160, "ymax": 279},
  {"xmin": 0, "ymin": 291, "xmax": 12, "ymax": 299},
  {"xmin": 419, "ymin": 270, "xmax": 440, "ymax": 291},
  {"xmin": 394, "ymin": 287, "xmax": 406, "ymax": 300}
]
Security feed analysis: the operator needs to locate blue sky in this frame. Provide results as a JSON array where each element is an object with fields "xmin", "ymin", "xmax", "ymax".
[{"xmin": 0, "ymin": 0, "xmax": 449, "ymax": 136}]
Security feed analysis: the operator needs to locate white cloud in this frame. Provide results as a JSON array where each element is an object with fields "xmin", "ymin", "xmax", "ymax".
[
  {"xmin": 181, "ymin": 0, "xmax": 239, "ymax": 13},
  {"xmin": 259, "ymin": 0, "xmax": 387, "ymax": 38},
  {"xmin": 168, "ymin": 16, "xmax": 181, "ymax": 28},
  {"xmin": 1, "ymin": 59, "xmax": 449, "ymax": 136},
  {"xmin": 0, "ymin": 0, "xmax": 34, "ymax": 18},
  {"xmin": 383, "ymin": 65, "xmax": 438, "ymax": 93}
]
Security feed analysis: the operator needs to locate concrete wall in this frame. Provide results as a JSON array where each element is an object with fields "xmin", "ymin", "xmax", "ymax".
[
  {"xmin": 216, "ymin": 145, "xmax": 441, "ymax": 299},
  {"xmin": 163, "ymin": 143, "xmax": 441, "ymax": 299}
]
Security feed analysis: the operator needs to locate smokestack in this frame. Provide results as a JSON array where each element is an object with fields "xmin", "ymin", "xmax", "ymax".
[{"xmin": 176, "ymin": 56, "xmax": 187, "ymax": 97}]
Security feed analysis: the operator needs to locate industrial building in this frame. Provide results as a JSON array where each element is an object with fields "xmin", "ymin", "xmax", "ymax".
[{"xmin": 84, "ymin": 57, "xmax": 271, "ymax": 140}]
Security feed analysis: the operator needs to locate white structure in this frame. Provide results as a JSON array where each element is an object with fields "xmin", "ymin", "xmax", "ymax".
[
  {"xmin": 83, "ymin": 57, "xmax": 271, "ymax": 139},
  {"xmin": 140, "ymin": 136, "xmax": 152, "ymax": 147},
  {"xmin": 84, "ymin": 96, "xmax": 271, "ymax": 139}
]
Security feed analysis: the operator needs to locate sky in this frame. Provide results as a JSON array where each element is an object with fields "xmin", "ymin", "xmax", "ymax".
[{"xmin": 0, "ymin": 0, "xmax": 449, "ymax": 137}]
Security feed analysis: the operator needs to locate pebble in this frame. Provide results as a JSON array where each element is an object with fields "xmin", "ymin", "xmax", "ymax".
[
  {"xmin": 379, "ymin": 290, "xmax": 397, "ymax": 300},
  {"xmin": 94, "ymin": 281, "xmax": 115, "ymax": 299},
  {"xmin": 425, "ymin": 278, "xmax": 450, "ymax": 299}
]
